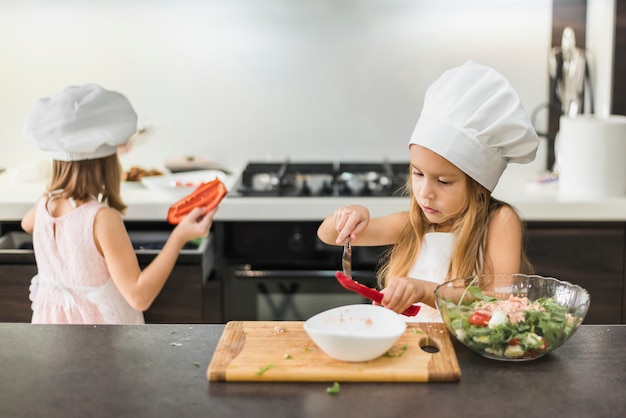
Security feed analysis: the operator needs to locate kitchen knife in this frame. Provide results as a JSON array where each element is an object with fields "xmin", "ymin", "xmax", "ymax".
[
  {"xmin": 335, "ymin": 272, "xmax": 420, "ymax": 317},
  {"xmin": 338, "ymin": 238, "xmax": 420, "ymax": 317}
]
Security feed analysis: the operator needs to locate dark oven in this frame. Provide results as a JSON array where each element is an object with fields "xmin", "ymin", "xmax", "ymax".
[
  {"xmin": 215, "ymin": 221, "xmax": 390, "ymax": 321},
  {"xmin": 216, "ymin": 160, "xmax": 408, "ymax": 321}
]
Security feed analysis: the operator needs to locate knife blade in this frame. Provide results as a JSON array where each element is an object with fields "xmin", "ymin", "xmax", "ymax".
[{"xmin": 342, "ymin": 237, "xmax": 352, "ymax": 278}]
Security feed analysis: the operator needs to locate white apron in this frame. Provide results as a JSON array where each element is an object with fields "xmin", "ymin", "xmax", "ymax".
[{"xmin": 404, "ymin": 232, "xmax": 454, "ymax": 323}]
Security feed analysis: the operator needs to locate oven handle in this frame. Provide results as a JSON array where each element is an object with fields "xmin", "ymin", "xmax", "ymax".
[{"xmin": 233, "ymin": 269, "xmax": 377, "ymax": 280}]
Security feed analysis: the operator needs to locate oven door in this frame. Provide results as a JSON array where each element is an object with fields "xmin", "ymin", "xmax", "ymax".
[{"xmin": 222, "ymin": 267, "xmax": 377, "ymax": 321}]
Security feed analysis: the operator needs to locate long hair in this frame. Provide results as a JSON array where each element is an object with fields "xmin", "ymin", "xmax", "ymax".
[
  {"xmin": 377, "ymin": 171, "xmax": 532, "ymax": 288},
  {"xmin": 47, "ymin": 154, "xmax": 127, "ymax": 213}
]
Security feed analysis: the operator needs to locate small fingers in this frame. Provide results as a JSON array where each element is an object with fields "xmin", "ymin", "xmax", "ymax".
[
  {"xmin": 334, "ymin": 207, "xmax": 361, "ymax": 244},
  {"xmin": 380, "ymin": 278, "xmax": 416, "ymax": 314}
]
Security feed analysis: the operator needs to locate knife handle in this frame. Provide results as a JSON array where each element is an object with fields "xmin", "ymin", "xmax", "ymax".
[
  {"xmin": 400, "ymin": 304, "xmax": 421, "ymax": 317},
  {"xmin": 335, "ymin": 271, "xmax": 421, "ymax": 317}
]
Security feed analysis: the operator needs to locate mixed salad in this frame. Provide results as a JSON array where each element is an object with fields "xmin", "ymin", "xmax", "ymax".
[{"xmin": 442, "ymin": 285, "xmax": 578, "ymax": 359}]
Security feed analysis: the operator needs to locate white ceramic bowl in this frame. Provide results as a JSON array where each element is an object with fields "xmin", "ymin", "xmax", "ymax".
[
  {"xmin": 303, "ymin": 304, "xmax": 407, "ymax": 362},
  {"xmin": 140, "ymin": 170, "xmax": 227, "ymax": 199}
]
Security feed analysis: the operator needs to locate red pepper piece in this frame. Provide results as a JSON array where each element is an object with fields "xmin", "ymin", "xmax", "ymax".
[
  {"xmin": 335, "ymin": 271, "xmax": 420, "ymax": 317},
  {"xmin": 167, "ymin": 178, "xmax": 227, "ymax": 225}
]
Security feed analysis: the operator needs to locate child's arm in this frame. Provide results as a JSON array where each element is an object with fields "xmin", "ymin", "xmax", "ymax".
[
  {"xmin": 317, "ymin": 205, "xmax": 408, "ymax": 246},
  {"xmin": 21, "ymin": 204, "xmax": 36, "ymax": 234},
  {"xmin": 95, "ymin": 206, "xmax": 215, "ymax": 311},
  {"xmin": 483, "ymin": 205, "xmax": 524, "ymax": 274}
]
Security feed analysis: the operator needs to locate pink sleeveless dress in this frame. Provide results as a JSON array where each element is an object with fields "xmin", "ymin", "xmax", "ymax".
[{"xmin": 29, "ymin": 197, "xmax": 144, "ymax": 324}]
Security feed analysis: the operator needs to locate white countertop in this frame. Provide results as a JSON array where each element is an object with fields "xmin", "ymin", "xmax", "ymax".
[{"xmin": 1, "ymin": 167, "xmax": 626, "ymax": 223}]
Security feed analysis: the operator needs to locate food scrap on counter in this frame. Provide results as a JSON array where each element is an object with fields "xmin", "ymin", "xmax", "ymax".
[{"xmin": 123, "ymin": 166, "xmax": 165, "ymax": 182}]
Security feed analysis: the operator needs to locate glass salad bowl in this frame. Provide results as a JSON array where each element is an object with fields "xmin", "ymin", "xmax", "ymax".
[{"xmin": 434, "ymin": 274, "xmax": 590, "ymax": 361}]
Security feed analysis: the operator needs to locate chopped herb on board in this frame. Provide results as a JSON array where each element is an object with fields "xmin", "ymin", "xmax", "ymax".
[
  {"xmin": 383, "ymin": 344, "xmax": 408, "ymax": 357},
  {"xmin": 256, "ymin": 363, "xmax": 274, "ymax": 376},
  {"xmin": 326, "ymin": 381, "xmax": 341, "ymax": 395},
  {"xmin": 193, "ymin": 361, "xmax": 200, "ymax": 368}
]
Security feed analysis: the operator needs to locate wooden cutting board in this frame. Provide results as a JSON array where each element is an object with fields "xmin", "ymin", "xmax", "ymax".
[{"xmin": 207, "ymin": 321, "xmax": 461, "ymax": 382}]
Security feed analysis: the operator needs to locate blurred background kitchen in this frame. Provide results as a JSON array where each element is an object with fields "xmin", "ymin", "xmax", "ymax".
[
  {"xmin": 1, "ymin": 0, "xmax": 612, "ymax": 176},
  {"xmin": 2, "ymin": 0, "xmax": 626, "ymax": 325}
]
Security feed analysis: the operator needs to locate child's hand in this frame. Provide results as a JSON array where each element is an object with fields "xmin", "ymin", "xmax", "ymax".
[
  {"xmin": 379, "ymin": 276, "xmax": 425, "ymax": 314},
  {"xmin": 173, "ymin": 206, "xmax": 217, "ymax": 244},
  {"xmin": 332, "ymin": 205, "xmax": 370, "ymax": 244}
]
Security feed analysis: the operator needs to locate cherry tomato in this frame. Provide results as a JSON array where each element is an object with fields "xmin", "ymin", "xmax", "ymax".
[{"xmin": 468, "ymin": 311, "xmax": 491, "ymax": 327}]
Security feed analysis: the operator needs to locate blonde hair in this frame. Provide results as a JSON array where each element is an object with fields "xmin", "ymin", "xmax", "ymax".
[
  {"xmin": 47, "ymin": 154, "xmax": 127, "ymax": 213},
  {"xmin": 377, "ymin": 171, "xmax": 532, "ymax": 287}
]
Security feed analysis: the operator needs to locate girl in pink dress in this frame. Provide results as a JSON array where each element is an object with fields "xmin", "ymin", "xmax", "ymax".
[
  {"xmin": 317, "ymin": 61, "xmax": 539, "ymax": 321},
  {"xmin": 20, "ymin": 84, "xmax": 217, "ymax": 324}
]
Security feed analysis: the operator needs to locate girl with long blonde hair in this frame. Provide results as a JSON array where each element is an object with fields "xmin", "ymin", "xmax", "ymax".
[{"xmin": 318, "ymin": 62, "xmax": 538, "ymax": 321}]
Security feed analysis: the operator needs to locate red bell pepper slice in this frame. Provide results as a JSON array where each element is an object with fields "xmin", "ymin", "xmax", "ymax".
[
  {"xmin": 167, "ymin": 178, "xmax": 227, "ymax": 225},
  {"xmin": 335, "ymin": 271, "xmax": 421, "ymax": 317}
]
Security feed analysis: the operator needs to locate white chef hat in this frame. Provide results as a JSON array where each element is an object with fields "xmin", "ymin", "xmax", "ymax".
[
  {"xmin": 23, "ymin": 83, "xmax": 138, "ymax": 162},
  {"xmin": 409, "ymin": 61, "xmax": 539, "ymax": 192}
]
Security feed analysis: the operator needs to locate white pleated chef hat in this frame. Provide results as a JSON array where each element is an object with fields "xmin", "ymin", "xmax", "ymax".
[
  {"xmin": 23, "ymin": 83, "xmax": 138, "ymax": 162},
  {"xmin": 409, "ymin": 61, "xmax": 539, "ymax": 192}
]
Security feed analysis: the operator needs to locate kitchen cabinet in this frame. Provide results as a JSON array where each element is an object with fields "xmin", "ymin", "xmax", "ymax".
[
  {"xmin": 525, "ymin": 222, "xmax": 625, "ymax": 324},
  {"xmin": 137, "ymin": 253, "xmax": 220, "ymax": 324},
  {"xmin": 0, "ymin": 264, "xmax": 219, "ymax": 324},
  {"xmin": 1, "ymin": 220, "xmax": 625, "ymax": 324},
  {"xmin": 0, "ymin": 231, "xmax": 36, "ymax": 322},
  {"xmin": 0, "ymin": 262, "xmax": 37, "ymax": 322},
  {"xmin": 0, "ymin": 222, "xmax": 220, "ymax": 324},
  {"xmin": 130, "ymin": 225, "xmax": 219, "ymax": 324}
]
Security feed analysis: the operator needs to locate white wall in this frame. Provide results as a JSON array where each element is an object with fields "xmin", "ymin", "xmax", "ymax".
[{"xmin": 0, "ymin": 0, "xmax": 552, "ymax": 172}]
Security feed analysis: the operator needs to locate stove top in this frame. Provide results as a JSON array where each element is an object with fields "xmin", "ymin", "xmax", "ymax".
[{"xmin": 230, "ymin": 161, "xmax": 409, "ymax": 197}]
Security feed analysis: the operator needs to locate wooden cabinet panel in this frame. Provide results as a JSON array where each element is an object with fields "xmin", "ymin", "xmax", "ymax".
[
  {"xmin": 143, "ymin": 265, "xmax": 204, "ymax": 323},
  {"xmin": 525, "ymin": 222, "xmax": 624, "ymax": 324},
  {"xmin": 203, "ymin": 279, "xmax": 222, "ymax": 323},
  {"xmin": 0, "ymin": 264, "xmax": 37, "ymax": 322},
  {"xmin": 0, "ymin": 262, "xmax": 209, "ymax": 324},
  {"xmin": 0, "ymin": 248, "xmax": 209, "ymax": 324}
]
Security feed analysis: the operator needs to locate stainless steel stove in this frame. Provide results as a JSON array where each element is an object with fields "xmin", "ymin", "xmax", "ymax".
[
  {"xmin": 229, "ymin": 160, "xmax": 409, "ymax": 197},
  {"xmin": 216, "ymin": 160, "xmax": 408, "ymax": 322}
]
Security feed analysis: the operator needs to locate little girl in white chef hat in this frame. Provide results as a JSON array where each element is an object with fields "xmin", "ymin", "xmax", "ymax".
[
  {"xmin": 318, "ymin": 61, "xmax": 539, "ymax": 322},
  {"xmin": 21, "ymin": 83, "xmax": 218, "ymax": 324}
]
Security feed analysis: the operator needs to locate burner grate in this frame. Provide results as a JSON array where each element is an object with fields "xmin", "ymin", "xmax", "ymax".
[{"xmin": 234, "ymin": 161, "xmax": 409, "ymax": 197}]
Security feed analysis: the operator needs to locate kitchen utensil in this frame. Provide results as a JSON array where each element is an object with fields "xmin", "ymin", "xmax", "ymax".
[
  {"xmin": 342, "ymin": 237, "xmax": 352, "ymax": 278},
  {"xmin": 339, "ymin": 237, "xmax": 419, "ymax": 316},
  {"xmin": 207, "ymin": 321, "xmax": 461, "ymax": 382},
  {"xmin": 335, "ymin": 272, "xmax": 420, "ymax": 317},
  {"xmin": 549, "ymin": 27, "xmax": 590, "ymax": 117},
  {"xmin": 303, "ymin": 304, "xmax": 406, "ymax": 362}
]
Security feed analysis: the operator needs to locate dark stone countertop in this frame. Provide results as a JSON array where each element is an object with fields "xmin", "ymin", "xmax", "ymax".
[{"xmin": 1, "ymin": 323, "xmax": 625, "ymax": 417}]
